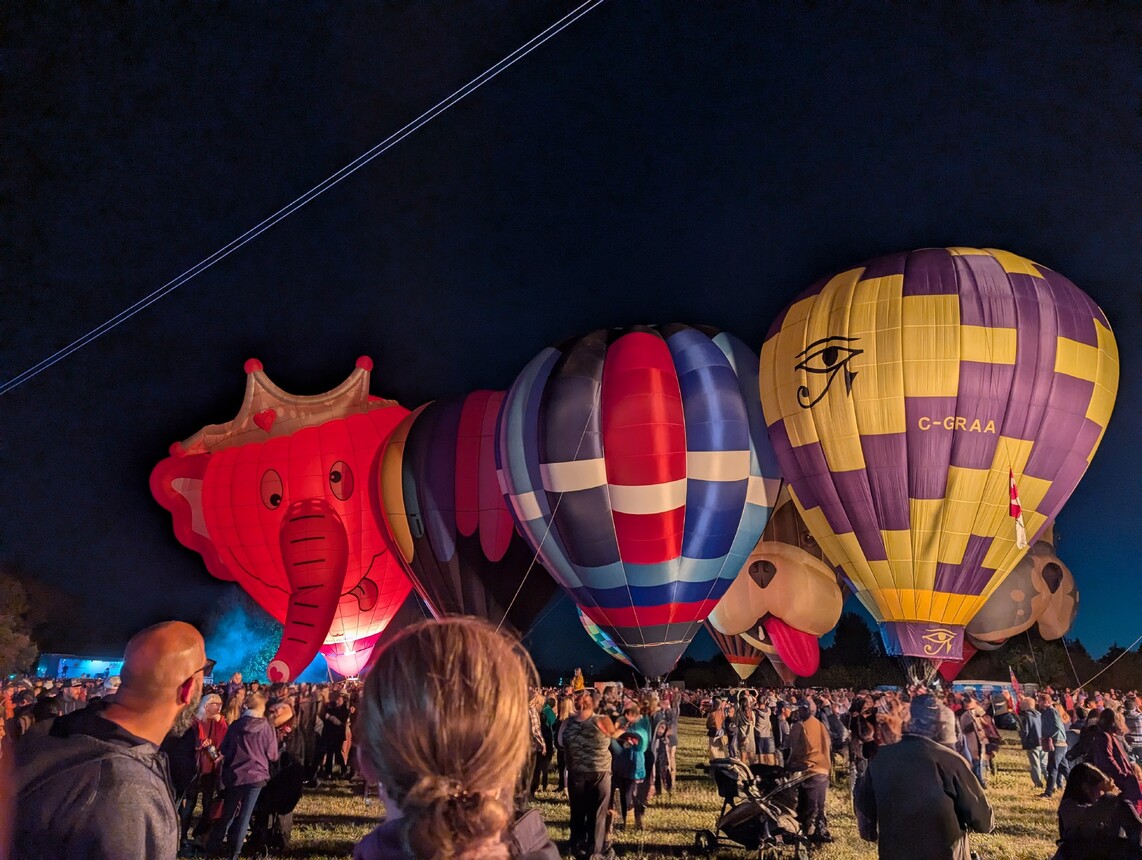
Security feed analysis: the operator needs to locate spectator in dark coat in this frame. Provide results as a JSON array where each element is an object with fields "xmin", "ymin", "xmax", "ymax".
[
  {"xmin": 855, "ymin": 694, "xmax": 994, "ymax": 860},
  {"xmin": 159, "ymin": 722, "xmax": 199, "ymax": 848},
  {"xmin": 1053, "ymin": 762, "xmax": 1142, "ymax": 860},
  {"xmin": 1086, "ymin": 708, "xmax": 1142, "ymax": 814},
  {"xmin": 320, "ymin": 693, "xmax": 350, "ymax": 778}
]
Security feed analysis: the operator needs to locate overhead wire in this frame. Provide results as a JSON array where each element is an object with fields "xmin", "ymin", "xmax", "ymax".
[
  {"xmin": 496, "ymin": 393, "xmax": 600, "ymax": 635},
  {"xmin": 1061, "ymin": 635, "xmax": 1084, "ymax": 689},
  {"xmin": 1073, "ymin": 631, "xmax": 1142, "ymax": 692},
  {"xmin": 1024, "ymin": 630, "xmax": 1044, "ymax": 688},
  {"xmin": 0, "ymin": 0, "xmax": 607, "ymax": 397}
]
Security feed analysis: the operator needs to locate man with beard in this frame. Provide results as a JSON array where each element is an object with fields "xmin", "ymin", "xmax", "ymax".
[{"xmin": 13, "ymin": 620, "xmax": 209, "ymax": 860}]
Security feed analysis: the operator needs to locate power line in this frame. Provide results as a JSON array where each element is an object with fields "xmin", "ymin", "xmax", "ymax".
[{"xmin": 1, "ymin": 0, "xmax": 607, "ymax": 397}]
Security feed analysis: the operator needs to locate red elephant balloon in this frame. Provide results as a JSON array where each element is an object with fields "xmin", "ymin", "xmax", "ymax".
[{"xmin": 150, "ymin": 358, "xmax": 413, "ymax": 681}]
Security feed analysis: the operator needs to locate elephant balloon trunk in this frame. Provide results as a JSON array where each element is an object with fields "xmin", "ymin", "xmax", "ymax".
[{"xmin": 267, "ymin": 499, "xmax": 349, "ymax": 683}]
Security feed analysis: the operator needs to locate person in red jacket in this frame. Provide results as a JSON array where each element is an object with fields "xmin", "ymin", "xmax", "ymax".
[{"xmin": 188, "ymin": 692, "xmax": 228, "ymax": 843}]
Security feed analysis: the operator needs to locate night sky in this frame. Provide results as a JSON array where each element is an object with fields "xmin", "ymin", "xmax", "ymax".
[{"xmin": 2, "ymin": 3, "xmax": 1139, "ymax": 671}]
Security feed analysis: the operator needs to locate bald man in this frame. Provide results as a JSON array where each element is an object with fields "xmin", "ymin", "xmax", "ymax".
[{"xmin": 13, "ymin": 620, "xmax": 210, "ymax": 860}]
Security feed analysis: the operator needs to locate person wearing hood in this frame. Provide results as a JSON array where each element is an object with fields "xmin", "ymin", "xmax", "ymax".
[
  {"xmin": 14, "ymin": 620, "xmax": 209, "ymax": 860},
  {"xmin": 352, "ymin": 617, "xmax": 559, "ymax": 860},
  {"xmin": 855, "ymin": 694, "xmax": 994, "ymax": 860}
]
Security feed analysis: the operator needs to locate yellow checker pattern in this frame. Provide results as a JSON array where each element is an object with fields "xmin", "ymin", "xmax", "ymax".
[
  {"xmin": 1085, "ymin": 320, "xmax": 1120, "ymax": 442},
  {"xmin": 960, "ymin": 325, "xmax": 1017, "ymax": 365},
  {"xmin": 901, "ymin": 295, "xmax": 961, "ymax": 398}
]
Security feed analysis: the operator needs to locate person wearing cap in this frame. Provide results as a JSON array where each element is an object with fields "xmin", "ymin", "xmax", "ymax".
[
  {"xmin": 101, "ymin": 675, "xmax": 121, "ymax": 701},
  {"xmin": 14, "ymin": 620, "xmax": 211, "ymax": 860},
  {"xmin": 57, "ymin": 679, "xmax": 84, "ymax": 716},
  {"xmin": 855, "ymin": 694, "xmax": 994, "ymax": 860},
  {"xmin": 787, "ymin": 699, "xmax": 833, "ymax": 842}
]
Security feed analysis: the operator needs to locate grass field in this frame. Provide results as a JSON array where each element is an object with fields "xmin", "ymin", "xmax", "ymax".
[{"xmin": 279, "ymin": 718, "xmax": 1059, "ymax": 859}]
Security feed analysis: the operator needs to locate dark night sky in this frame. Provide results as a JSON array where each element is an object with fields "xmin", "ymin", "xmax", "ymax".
[{"xmin": 2, "ymin": 3, "xmax": 1139, "ymax": 670}]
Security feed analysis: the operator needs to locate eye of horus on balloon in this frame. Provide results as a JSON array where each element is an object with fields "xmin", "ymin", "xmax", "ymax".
[
  {"xmin": 921, "ymin": 627, "xmax": 958, "ymax": 656},
  {"xmin": 795, "ymin": 336, "xmax": 864, "ymax": 408}
]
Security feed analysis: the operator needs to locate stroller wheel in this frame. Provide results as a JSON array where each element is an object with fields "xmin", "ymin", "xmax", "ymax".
[{"xmin": 694, "ymin": 829, "xmax": 718, "ymax": 854}]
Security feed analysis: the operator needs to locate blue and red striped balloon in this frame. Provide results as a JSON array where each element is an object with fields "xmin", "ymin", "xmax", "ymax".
[{"xmin": 497, "ymin": 325, "xmax": 782, "ymax": 677}]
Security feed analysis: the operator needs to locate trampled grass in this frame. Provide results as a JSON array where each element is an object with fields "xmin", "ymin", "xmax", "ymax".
[{"xmin": 279, "ymin": 719, "xmax": 1059, "ymax": 859}]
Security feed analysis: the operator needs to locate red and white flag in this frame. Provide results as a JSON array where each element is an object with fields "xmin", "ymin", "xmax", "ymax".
[{"xmin": 1009, "ymin": 468, "xmax": 1028, "ymax": 550}]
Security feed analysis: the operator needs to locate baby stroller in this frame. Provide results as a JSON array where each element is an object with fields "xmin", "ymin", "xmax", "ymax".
[
  {"xmin": 695, "ymin": 759, "xmax": 812, "ymax": 859},
  {"xmin": 244, "ymin": 749, "xmax": 307, "ymax": 856}
]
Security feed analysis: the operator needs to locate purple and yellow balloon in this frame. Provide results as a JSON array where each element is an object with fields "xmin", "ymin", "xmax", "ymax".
[{"xmin": 759, "ymin": 248, "xmax": 1118, "ymax": 682}]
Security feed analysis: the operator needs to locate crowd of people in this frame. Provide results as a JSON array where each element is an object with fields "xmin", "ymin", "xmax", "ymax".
[
  {"xmin": 3, "ymin": 625, "xmax": 1142, "ymax": 859},
  {"xmin": 697, "ymin": 682, "xmax": 1142, "ymax": 859}
]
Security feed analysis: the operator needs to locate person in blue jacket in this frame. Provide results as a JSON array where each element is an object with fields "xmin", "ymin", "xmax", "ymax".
[{"xmin": 612, "ymin": 702, "xmax": 651, "ymax": 831}]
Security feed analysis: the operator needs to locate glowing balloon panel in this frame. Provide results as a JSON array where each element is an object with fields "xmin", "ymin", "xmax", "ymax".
[
  {"xmin": 967, "ymin": 528, "xmax": 1078, "ymax": 648},
  {"xmin": 498, "ymin": 325, "xmax": 782, "ymax": 676},
  {"xmin": 151, "ymin": 358, "xmax": 413, "ymax": 683},
  {"xmin": 578, "ymin": 607, "xmax": 634, "ymax": 669},
  {"xmin": 378, "ymin": 390, "xmax": 557, "ymax": 634},
  {"xmin": 759, "ymin": 248, "xmax": 1118, "ymax": 660},
  {"xmin": 704, "ymin": 622, "xmax": 762, "ymax": 681}
]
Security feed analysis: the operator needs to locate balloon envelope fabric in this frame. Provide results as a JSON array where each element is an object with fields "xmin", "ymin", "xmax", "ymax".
[
  {"xmin": 578, "ymin": 607, "xmax": 634, "ymax": 669},
  {"xmin": 759, "ymin": 248, "xmax": 1118, "ymax": 663},
  {"xmin": 378, "ymin": 390, "xmax": 558, "ymax": 635},
  {"xmin": 498, "ymin": 325, "xmax": 782, "ymax": 677},
  {"xmin": 704, "ymin": 622, "xmax": 762, "ymax": 681},
  {"xmin": 150, "ymin": 358, "xmax": 413, "ymax": 683}
]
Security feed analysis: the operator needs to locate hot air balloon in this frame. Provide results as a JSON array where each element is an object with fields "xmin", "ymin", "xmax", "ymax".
[
  {"xmin": 498, "ymin": 325, "xmax": 783, "ymax": 677},
  {"xmin": 378, "ymin": 390, "xmax": 558, "ymax": 634},
  {"xmin": 759, "ymin": 248, "xmax": 1118, "ymax": 682},
  {"xmin": 741, "ymin": 625, "xmax": 799, "ymax": 686},
  {"xmin": 967, "ymin": 526, "xmax": 1079, "ymax": 649},
  {"xmin": 151, "ymin": 358, "xmax": 413, "ymax": 681},
  {"xmin": 704, "ymin": 623, "xmax": 763, "ymax": 681},
  {"xmin": 578, "ymin": 607, "xmax": 635, "ymax": 669},
  {"xmin": 707, "ymin": 488, "xmax": 845, "ymax": 680}
]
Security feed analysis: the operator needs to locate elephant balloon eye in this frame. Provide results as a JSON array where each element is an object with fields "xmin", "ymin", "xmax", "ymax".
[
  {"xmin": 260, "ymin": 470, "xmax": 284, "ymax": 510},
  {"xmin": 1041, "ymin": 563, "xmax": 1063, "ymax": 593},
  {"xmin": 748, "ymin": 559, "xmax": 778, "ymax": 588},
  {"xmin": 329, "ymin": 460, "xmax": 354, "ymax": 501}
]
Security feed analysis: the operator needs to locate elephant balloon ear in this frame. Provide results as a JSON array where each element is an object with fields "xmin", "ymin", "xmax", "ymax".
[{"xmin": 150, "ymin": 451, "xmax": 237, "ymax": 582}]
